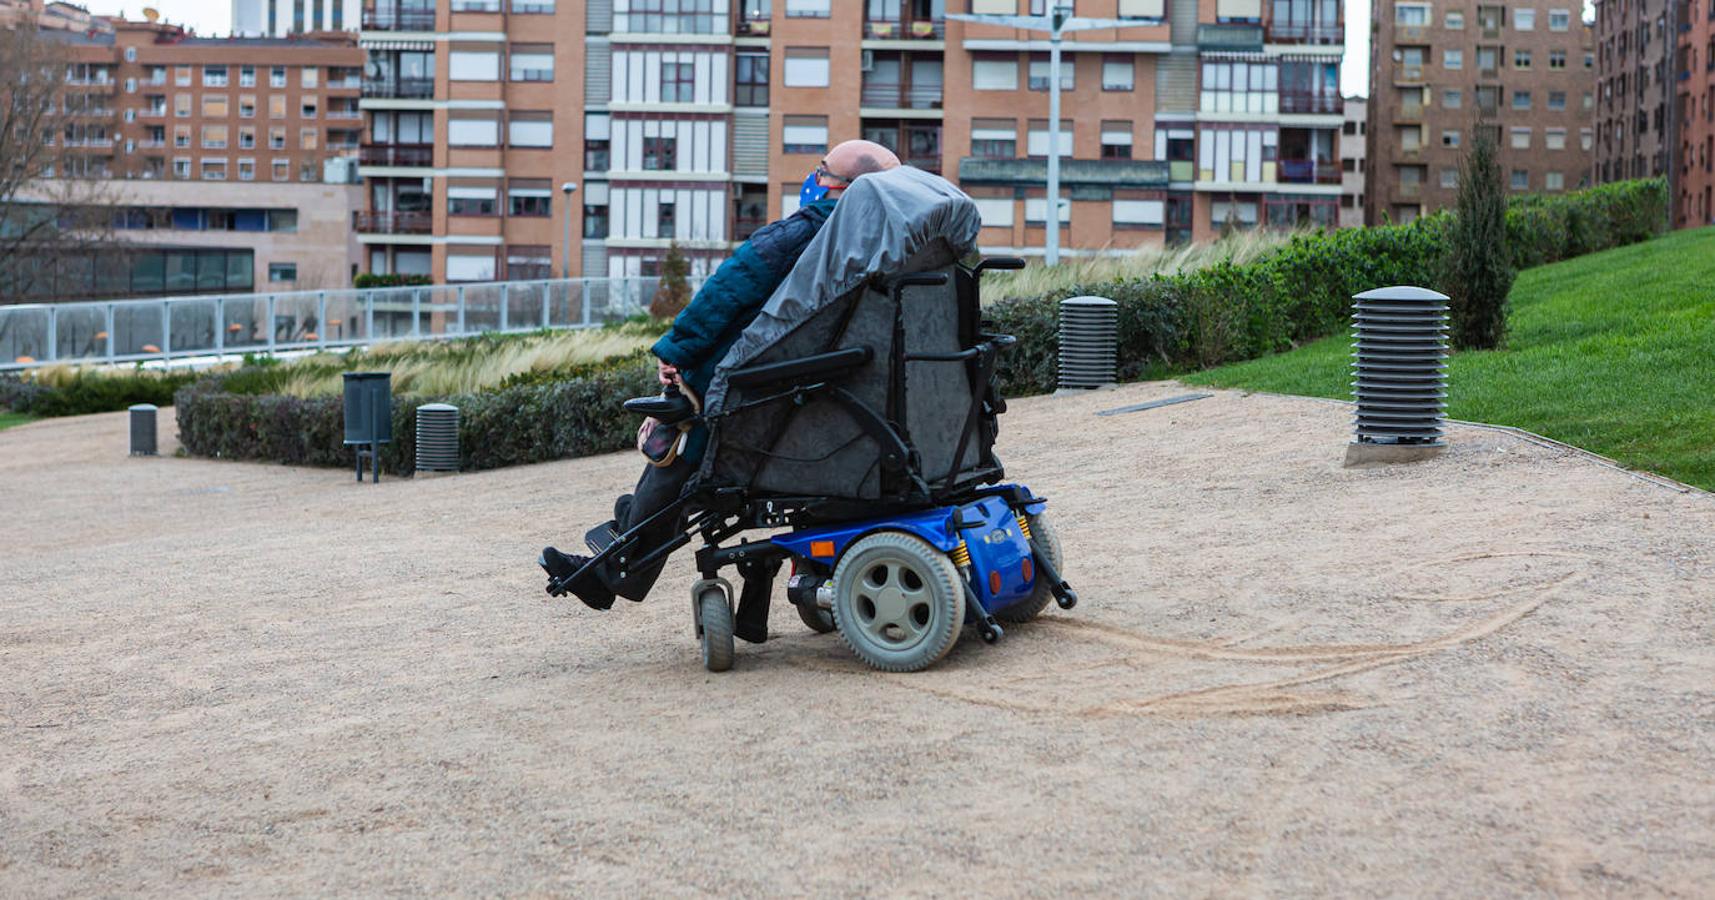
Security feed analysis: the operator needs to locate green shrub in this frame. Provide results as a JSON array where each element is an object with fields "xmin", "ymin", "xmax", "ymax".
[
  {"xmin": 1445, "ymin": 128, "xmax": 1515, "ymax": 350},
  {"xmin": 0, "ymin": 367, "xmax": 201, "ymax": 417},
  {"xmin": 352, "ymin": 273, "xmax": 433, "ymax": 289}
]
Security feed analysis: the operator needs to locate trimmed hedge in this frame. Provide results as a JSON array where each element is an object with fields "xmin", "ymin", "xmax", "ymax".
[
  {"xmin": 175, "ymin": 357, "xmax": 656, "ymax": 476},
  {"xmin": 985, "ymin": 178, "xmax": 1668, "ymax": 396},
  {"xmin": 0, "ymin": 368, "xmax": 201, "ymax": 418}
]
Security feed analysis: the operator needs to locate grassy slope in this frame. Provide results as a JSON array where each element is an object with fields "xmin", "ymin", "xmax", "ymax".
[
  {"xmin": 0, "ymin": 412, "xmax": 36, "ymax": 431},
  {"xmin": 1185, "ymin": 226, "xmax": 1715, "ymax": 490}
]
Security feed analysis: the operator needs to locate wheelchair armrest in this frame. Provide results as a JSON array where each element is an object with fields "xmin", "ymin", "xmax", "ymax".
[{"xmin": 726, "ymin": 346, "xmax": 873, "ymax": 390}]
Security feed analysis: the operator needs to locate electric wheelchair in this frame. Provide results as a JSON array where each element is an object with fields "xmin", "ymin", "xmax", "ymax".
[{"xmin": 546, "ymin": 167, "xmax": 1077, "ymax": 672}]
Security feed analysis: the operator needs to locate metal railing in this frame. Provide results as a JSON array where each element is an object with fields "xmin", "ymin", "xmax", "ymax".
[
  {"xmin": 353, "ymin": 211, "xmax": 433, "ymax": 234},
  {"xmin": 859, "ymin": 82, "xmax": 944, "ymax": 110},
  {"xmin": 0, "ymin": 276, "xmax": 702, "ymax": 371},
  {"xmin": 1280, "ymin": 89, "xmax": 1343, "ymax": 114},
  {"xmin": 363, "ymin": 7, "xmax": 436, "ymax": 29},
  {"xmin": 864, "ymin": 18, "xmax": 945, "ymax": 39},
  {"xmin": 1276, "ymin": 159, "xmax": 1342, "ymax": 185},
  {"xmin": 362, "ymin": 76, "xmax": 435, "ymax": 99},
  {"xmin": 360, "ymin": 143, "xmax": 434, "ymax": 166}
]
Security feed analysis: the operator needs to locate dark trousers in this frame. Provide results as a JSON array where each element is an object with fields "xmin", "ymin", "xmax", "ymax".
[{"xmin": 602, "ymin": 456, "xmax": 696, "ymax": 601}]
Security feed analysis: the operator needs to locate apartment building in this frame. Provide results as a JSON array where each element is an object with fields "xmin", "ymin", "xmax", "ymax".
[
  {"xmin": 1367, "ymin": 0, "xmax": 1596, "ymax": 223},
  {"xmin": 1678, "ymin": 0, "xmax": 1715, "ymax": 226},
  {"xmin": 1340, "ymin": 94, "xmax": 1367, "ymax": 226},
  {"xmin": 357, "ymin": 0, "xmax": 1344, "ymax": 283},
  {"xmin": 233, "ymin": 0, "xmax": 363, "ymax": 36},
  {"xmin": 1592, "ymin": 0, "xmax": 1672, "ymax": 188}
]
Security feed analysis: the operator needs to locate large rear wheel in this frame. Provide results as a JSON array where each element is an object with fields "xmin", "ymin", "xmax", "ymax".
[
  {"xmin": 995, "ymin": 512, "xmax": 1063, "ymax": 625},
  {"xmin": 831, "ymin": 532, "xmax": 965, "ymax": 672}
]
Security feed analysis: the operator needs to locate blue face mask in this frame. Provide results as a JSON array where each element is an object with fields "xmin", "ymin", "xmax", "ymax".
[{"xmin": 799, "ymin": 170, "xmax": 830, "ymax": 207}]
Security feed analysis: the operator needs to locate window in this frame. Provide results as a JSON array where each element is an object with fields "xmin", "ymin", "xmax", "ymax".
[
  {"xmin": 1444, "ymin": 49, "xmax": 1463, "ymax": 69},
  {"xmin": 145, "ymin": 94, "xmax": 167, "ymax": 116},
  {"xmin": 642, "ymin": 136, "xmax": 678, "ymax": 170},
  {"xmin": 1476, "ymin": 45, "xmax": 1499, "ymax": 72},
  {"xmin": 660, "ymin": 60, "xmax": 695, "ymax": 101},
  {"xmin": 1580, "ymin": 128, "xmax": 1593, "ymax": 150},
  {"xmin": 1545, "ymin": 171, "xmax": 1564, "ymax": 191},
  {"xmin": 583, "ymin": 183, "xmax": 609, "ymax": 238},
  {"xmin": 201, "ymin": 159, "xmax": 228, "ymax": 181},
  {"xmin": 1398, "ymin": 125, "xmax": 1421, "ymax": 152},
  {"xmin": 1445, "ymin": 10, "xmax": 1464, "ymax": 28},
  {"xmin": 585, "ymin": 112, "xmax": 610, "ymax": 170},
  {"xmin": 972, "ymin": 56, "xmax": 1019, "ymax": 91},
  {"xmin": 1100, "ymin": 121, "xmax": 1133, "ymax": 160},
  {"xmin": 125, "ymin": 46, "xmax": 137, "ymax": 62},
  {"xmin": 1440, "ymin": 167, "xmax": 1458, "ymax": 188},
  {"xmin": 175, "ymin": 94, "xmax": 191, "ymax": 117},
  {"xmin": 1510, "ymin": 169, "xmax": 1529, "ymax": 190},
  {"xmin": 1028, "ymin": 55, "xmax": 1074, "ymax": 91},
  {"xmin": 970, "ymin": 118, "xmax": 1017, "ymax": 158},
  {"xmin": 1026, "ymin": 119, "xmax": 1073, "ymax": 157},
  {"xmin": 1395, "ymin": 3, "xmax": 1430, "ymax": 26},
  {"xmin": 508, "ymin": 112, "xmax": 553, "ymax": 147},
  {"xmin": 448, "ymin": 185, "xmax": 499, "ymax": 216},
  {"xmin": 272, "ymin": 159, "xmax": 289, "ymax": 181},
  {"xmin": 238, "ymin": 126, "xmax": 255, "ymax": 149},
  {"xmin": 1514, "ymin": 49, "xmax": 1532, "ymax": 68},
  {"xmin": 510, "ymin": 46, "xmax": 555, "ymax": 82},
  {"xmin": 1513, "ymin": 90, "xmax": 1532, "ymax": 110},
  {"xmin": 1584, "ymin": 52, "xmax": 1593, "ymax": 69},
  {"xmin": 203, "ymin": 95, "xmax": 228, "ymax": 117},
  {"xmin": 174, "ymin": 125, "xmax": 191, "ymax": 148},
  {"xmin": 1102, "ymin": 55, "xmax": 1134, "ymax": 91},
  {"xmin": 1024, "ymin": 196, "xmax": 1070, "ymax": 225},
  {"xmin": 450, "ymin": 51, "xmax": 501, "ymax": 81},
  {"xmin": 1548, "ymin": 8, "xmax": 1570, "ymax": 29},
  {"xmin": 1215, "ymin": 0, "xmax": 1262, "ymax": 21},
  {"xmin": 972, "ymin": 196, "xmax": 1014, "ymax": 227},
  {"xmin": 1511, "ymin": 127, "xmax": 1532, "ymax": 149},
  {"xmin": 239, "ymin": 95, "xmax": 256, "ymax": 118},
  {"xmin": 301, "ymin": 66, "xmax": 319, "ymax": 89},
  {"xmin": 202, "ymin": 124, "xmax": 228, "ymax": 149},
  {"xmin": 735, "ymin": 52, "xmax": 769, "ymax": 106},
  {"xmin": 1209, "ymin": 200, "xmax": 1258, "ymax": 229},
  {"xmin": 269, "ymin": 95, "xmax": 287, "ymax": 119},
  {"xmin": 505, "ymin": 246, "xmax": 552, "ymax": 281},
  {"xmin": 1442, "ymin": 129, "xmax": 1461, "ymax": 147},
  {"xmin": 1548, "ymin": 49, "xmax": 1566, "ymax": 69},
  {"xmin": 449, "ymin": 117, "xmax": 500, "ymax": 146},
  {"xmin": 447, "ymin": 252, "xmax": 497, "ymax": 282},
  {"xmin": 175, "ymin": 65, "xmax": 191, "ymax": 86},
  {"xmin": 240, "ymin": 65, "xmax": 255, "ymax": 87},
  {"xmin": 269, "ymin": 127, "xmax": 286, "ymax": 149},
  {"xmin": 784, "ymin": 48, "xmax": 829, "ymax": 87},
  {"xmin": 1548, "ymin": 91, "xmax": 1566, "ymax": 110},
  {"xmin": 146, "ymin": 65, "xmax": 167, "ymax": 85},
  {"xmin": 785, "ymin": 0, "xmax": 830, "ymax": 15},
  {"xmin": 508, "ymin": 181, "xmax": 552, "ymax": 217},
  {"xmin": 203, "ymin": 65, "xmax": 228, "ymax": 87},
  {"xmin": 1200, "ymin": 60, "xmax": 1279, "ymax": 114},
  {"xmin": 657, "ymin": 200, "xmax": 676, "ymax": 239},
  {"xmin": 173, "ymin": 157, "xmax": 190, "ymax": 179},
  {"xmin": 300, "ymin": 128, "xmax": 319, "ymax": 150},
  {"xmin": 782, "ymin": 115, "xmax": 828, "ymax": 153},
  {"xmin": 1546, "ymin": 128, "xmax": 1566, "ymax": 149},
  {"xmin": 1514, "ymin": 7, "xmax": 1535, "ymax": 29},
  {"xmin": 270, "ymin": 66, "xmax": 286, "ymax": 88},
  {"xmin": 1444, "ymin": 88, "xmax": 1462, "ymax": 108},
  {"xmin": 1112, "ymin": 199, "xmax": 1164, "ymax": 227},
  {"xmin": 1117, "ymin": 0, "xmax": 1164, "ymax": 16},
  {"xmin": 268, "ymin": 262, "xmax": 298, "ymax": 282}
]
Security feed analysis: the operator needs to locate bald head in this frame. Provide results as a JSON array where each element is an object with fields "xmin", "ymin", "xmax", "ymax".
[{"xmin": 822, "ymin": 139, "xmax": 901, "ymax": 186}]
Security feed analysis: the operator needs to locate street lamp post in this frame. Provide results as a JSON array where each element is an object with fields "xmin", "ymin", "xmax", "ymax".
[
  {"xmin": 948, "ymin": 6, "xmax": 1130, "ymax": 266},
  {"xmin": 560, "ymin": 180, "xmax": 579, "ymax": 279}
]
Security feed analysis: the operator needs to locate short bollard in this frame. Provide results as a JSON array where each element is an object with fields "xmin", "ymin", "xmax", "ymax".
[
  {"xmin": 1058, "ymin": 296, "xmax": 1118, "ymax": 390},
  {"xmin": 1345, "ymin": 285, "xmax": 1450, "ymax": 466},
  {"xmin": 415, "ymin": 403, "xmax": 460, "ymax": 474},
  {"xmin": 129, "ymin": 403, "xmax": 158, "ymax": 456}
]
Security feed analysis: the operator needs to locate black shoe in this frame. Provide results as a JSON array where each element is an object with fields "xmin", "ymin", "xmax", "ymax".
[
  {"xmin": 539, "ymin": 546, "xmax": 616, "ymax": 611},
  {"xmin": 623, "ymin": 385, "xmax": 697, "ymax": 426}
]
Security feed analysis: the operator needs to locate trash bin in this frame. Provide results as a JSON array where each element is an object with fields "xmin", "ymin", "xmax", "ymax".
[{"xmin": 342, "ymin": 372, "xmax": 391, "ymax": 482}]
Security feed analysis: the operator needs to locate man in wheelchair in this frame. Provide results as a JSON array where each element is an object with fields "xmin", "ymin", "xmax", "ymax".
[
  {"xmin": 538, "ymin": 158, "xmax": 1076, "ymax": 672},
  {"xmin": 539, "ymin": 139, "xmax": 903, "ymax": 610}
]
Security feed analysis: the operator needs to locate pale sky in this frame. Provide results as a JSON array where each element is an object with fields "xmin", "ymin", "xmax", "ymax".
[{"xmin": 75, "ymin": 0, "xmax": 1377, "ymax": 97}]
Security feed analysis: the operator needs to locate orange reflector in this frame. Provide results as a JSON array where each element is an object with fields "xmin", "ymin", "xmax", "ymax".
[
  {"xmin": 810, "ymin": 540, "xmax": 836, "ymax": 559},
  {"xmin": 1022, "ymin": 558, "xmax": 1034, "ymax": 583},
  {"xmin": 989, "ymin": 570, "xmax": 1002, "ymax": 595}
]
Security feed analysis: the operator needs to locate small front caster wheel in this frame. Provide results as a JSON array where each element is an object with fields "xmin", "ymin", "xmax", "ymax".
[{"xmin": 698, "ymin": 588, "xmax": 735, "ymax": 672}]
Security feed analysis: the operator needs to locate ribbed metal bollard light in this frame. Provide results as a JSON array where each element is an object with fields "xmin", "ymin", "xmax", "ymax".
[
  {"xmin": 128, "ymin": 403, "xmax": 157, "ymax": 456},
  {"xmin": 1350, "ymin": 286, "xmax": 1450, "ymax": 454},
  {"xmin": 1058, "ymin": 296, "xmax": 1118, "ymax": 390},
  {"xmin": 415, "ymin": 403, "xmax": 460, "ymax": 474}
]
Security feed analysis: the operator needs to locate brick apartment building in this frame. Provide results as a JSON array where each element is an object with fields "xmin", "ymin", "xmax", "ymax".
[
  {"xmin": 1678, "ymin": 0, "xmax": 1715, "ymax": 225},
  {"xmin": 1592, "ymin": 0, "xmax": 1672, "ymax": 190},
  {"xmin": 1366, "ymin": 0, "xmax": 1596, "ymax": 224},
  {"xmin": 356, "ymin": 0, "xmax": 1345, "ymax": 283},
  {"xmin": 1340, "ymin": 94, "xmax": 1366, "ymax": 225},
  {"xmin": 0, "ymin": 2, "xmax": 368, "ymax": 299}
]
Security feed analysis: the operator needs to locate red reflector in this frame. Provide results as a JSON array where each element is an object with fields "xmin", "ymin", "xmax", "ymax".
[
  {"xmin": 989, "ymin": 570, "xmax": 1002, "ymax": 595},
  {"xmin": 1022, "ymin": 558, "xmax": 1034, "ymax": 583},
  {"xmin": 810, "ymin": 540, "xmax": 836, "ymax": 558}
]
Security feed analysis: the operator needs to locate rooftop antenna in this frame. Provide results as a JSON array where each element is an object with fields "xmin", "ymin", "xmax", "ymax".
[{"xmin": 948, "ymin": 6, "xmax": 1132, "ymax": 266}]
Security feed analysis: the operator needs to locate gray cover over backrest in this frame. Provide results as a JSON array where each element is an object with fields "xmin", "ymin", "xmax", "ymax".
[{"xmin": 699, "ymin": 166, "xmax": 984, "ymax": 498}]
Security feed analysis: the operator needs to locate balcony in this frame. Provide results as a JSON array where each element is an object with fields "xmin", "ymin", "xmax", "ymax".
[
  {"xmin": 613, "ymin": 11, "xmax": 725, "ymax": 32},
  {"xmin": 859, "ymin": 82, "xmax": 943, "ymax": 110},
  {"xmin": 362, "ymin": 76, "xmax": 435, "ymax": 99},
  {"xmin": 736, "ymin": 16, "xmax": 771, "ymax": 35},
  {"xmin": 360, "ymin": 143, "xmax": 433, "ymax": 166},
  {"xmin": 902, "ymin": 155, "xmax": 942, "ymax": 174},
  {"xmin": 1394, "ymin": 64, "xmax": 1425, "ymax": 83},
  {"xmin": 865, "ymin": 18, "xmax": 945, "ymax": 40},
  {"xmin": 449, "ymin": 0, "xmax": 500, "ymax": 11},
  {"xmin": 1393, "ymin": 23, "xmax": 1426, "ymax": 41},
  {"xmin": 363, "ymin": 7, "xmax": 435, "ymax": 29},
  {"xmin": 1269, "ymin": 22, "xmax": 1343, "ymax": 43},
  {"xmin": 1276, "ymin": 159, "xmax": 1342, "ymax": 185},
  {"xmin": 1280, "ymin": 90, "xmax": 1342, "ymax": 115},
  {"xmin": 354, "ymin": 211, "xmax": 432, "ymax": 234},
  {"xmin": 327, "ymin": 108, "xmax": 363, "ymax": 119}
]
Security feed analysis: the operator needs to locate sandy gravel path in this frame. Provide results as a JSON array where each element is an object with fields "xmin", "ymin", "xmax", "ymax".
[{"xmin": 3, "ymin": 382, "xmax": 1714, "ymax": 896}]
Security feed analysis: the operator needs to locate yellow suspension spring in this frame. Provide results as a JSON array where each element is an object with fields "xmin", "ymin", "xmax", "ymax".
[
  {"xmin": 951, "ymin": 540, "xmax": 972, "ymax": 568},
  {"xmin": 1015, "ymin": 514, "xmax": 1033, "ymax": 540}
]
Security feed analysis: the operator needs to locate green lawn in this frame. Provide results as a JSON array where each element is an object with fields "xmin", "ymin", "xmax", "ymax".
[
  {"xmin": 1185, "ymin": 226, "xmax": 1715, "ymax": 490},
  {"xmin": 0, "ymin": 412, "xmax": 36, "ymax": 431}
]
